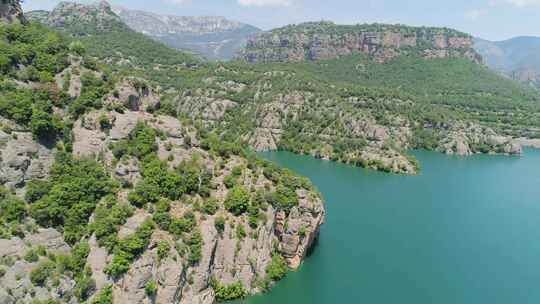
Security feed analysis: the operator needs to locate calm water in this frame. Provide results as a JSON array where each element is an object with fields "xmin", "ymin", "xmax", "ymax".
[{"xmin": 239, "ymin": 149, "xmax": 540, "ymax": 304}]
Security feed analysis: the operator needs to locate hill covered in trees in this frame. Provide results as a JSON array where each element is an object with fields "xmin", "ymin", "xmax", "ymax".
[
  {"xmin": 4, "ymin": 0, "xmax": 540, "ymax": 302},
  {"xmin": 0, "ymin": 2, "xmax": 324, "ymax": 303}
]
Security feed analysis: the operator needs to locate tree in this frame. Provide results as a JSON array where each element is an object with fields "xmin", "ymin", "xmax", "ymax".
[{"xmin": 224, "ymin": 186, "xmax": 250, "ymax": 215}]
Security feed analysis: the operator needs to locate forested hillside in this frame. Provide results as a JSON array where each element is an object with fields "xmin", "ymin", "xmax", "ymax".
[
  {"xmin": 0, "ymin": 3, "xmax": 324, "ymax": 304},
  {"xmin": 26, "ymin": 1, "xmax": 539, "ymax": 174}
]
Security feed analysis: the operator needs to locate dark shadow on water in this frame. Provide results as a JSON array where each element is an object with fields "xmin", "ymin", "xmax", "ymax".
[{"xmin": 305, "ymin": 232, "xmax": 320, "ymax": 258}]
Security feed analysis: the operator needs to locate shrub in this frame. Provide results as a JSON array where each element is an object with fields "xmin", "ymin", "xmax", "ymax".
[
  {"xmin": 90, "ymin": 198, "xmax": 133, "ymax": 251},
  {"xmin": 0, "ymin": 195, "xmax": 26, "ymax": 223},
  {"xmin": 268, "ymin": 185, "xmax": 298, "ymax": 213},
  {"xmin": 30, "ymin": 153, "xmax": 117, "ymax": 244},
  {"xmin": 24, "ymin": 249, "xmax": 40, "ymax": 263},
  {"xmin": 157, "ymin": 241, "xmax": 170, "ymax": 261},
  {"xmin": 265, "ymin": 254, "xmax": 288, "ymax": 282},
  {"xmin": 30, "ymin": 260, "xmax": 55, "ymax": 286},
  {"xmin": 214, "ymin": 216, "xmax": 225, "ymax": 234},
  {"xmin": 211, "ymin": 279, "xmax": 247, "ymax": 302},
  {"xmin": 223, "ymin": 174, "xmax": 236, "ymax": 189},
  {"xmin": 187, "ymin": 231, "xmax": 203, "ymax": 265},
  {"xmin": 25, "ymin": 180, "xmax": 52, "ymax": 203},
  {"xmin": 145, "ymin": 280, "xmax": 157, "ymax": 297},
  {"xmin": 91, "ymin": 284, "xmax": 113, "ymax": 304},
  {"xmin": 235, "ymin": 224, "xmax": 246, "ymax": 240},
  {"xmin": 202, "ymin": 199, "xmax": 218, "ymax": 215},
  {"xmin": 104, "ymin": 219, "xmax": 154, "ymax": 278},
  {"xmin": 224, "ymin": 186, "xmax": 250, "ymax": 215}
]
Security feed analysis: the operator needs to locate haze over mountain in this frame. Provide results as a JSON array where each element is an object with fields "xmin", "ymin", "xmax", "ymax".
[
  {"xmin": 113, "ymin": 7, "xmax": 261, "ymax": 61},
  {"xmin": 474, "ymin": 36, "xmax": 540, "ymax": 89}
]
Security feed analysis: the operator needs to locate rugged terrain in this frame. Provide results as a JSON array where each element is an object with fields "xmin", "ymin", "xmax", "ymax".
[
  {"xmin": 241, "ymin": 21, "xmax": 482, "ymax": 64},
  {"xmin": 26, "ymin": 1, "xmax": 535, "ymax": 174},
  {"xmin": 113, "ymin": 7, "xmax": 260, "ymax": 61},
  {"xmin": 4, "ymin": 0, "xmax": 540, "ymax": 302},
  {"xmin": 475, "ymin": 36, "xmax": 540, "ymax": 89},
  {"xmin": 0, "ymin": 2, "xmax": 324, "ymax": 304},
  {"xmin": 0, "ymin": 0, "xmax": 24, "ymax": 24}
]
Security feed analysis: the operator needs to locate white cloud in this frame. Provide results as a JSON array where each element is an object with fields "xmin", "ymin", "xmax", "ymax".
[
  {"xmin": 162, "ymin": 0, "xmax": 191, "ymax": 5},
  {"xmin": 464, "ymin": 9, "xmax": 486, "ymax": 20},
  {"xmin": 503, "ymin": 0, "xmax": 540, "ymax": 7},
  {"xmin": 237, "ymin": 0, "xmax": 293, "ymax": 7}
]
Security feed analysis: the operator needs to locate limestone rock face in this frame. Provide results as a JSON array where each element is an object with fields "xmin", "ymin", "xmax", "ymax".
[
  {"xmin": 241, "ymin": 21, "xmax": 482, "ymax": 64},
  {"xmin": 105, "ymin": 78, "xmax": 161, "ymax": 112},
  {"xmin": 0, "ymin": 228, "xmax": 76, "ymax": 304},
  {"xmin": 175, "ymin": 94, "xmax": 237, "ymax": 122},
  {"xmin": 436, "ymin": 122, "xmax": 522, "ymax": 156},
  {"xmin": 0, "ymin": 0, "xmax": 25, "ymax": 24},
  {"xmin": 0, "ymin": 130, "xmax": 54, "ymax": 190},
  {"xmin": 33, "ymin": 0, "xmax": 121, "ymax": 31}
]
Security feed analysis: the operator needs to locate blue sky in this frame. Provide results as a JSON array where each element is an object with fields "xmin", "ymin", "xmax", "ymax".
[{"xmin": 23, "ymin": 0, "xmax": 540, "ymax": 41}]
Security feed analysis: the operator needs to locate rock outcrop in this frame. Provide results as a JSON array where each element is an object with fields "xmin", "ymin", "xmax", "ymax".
[
  {"xmin": 0, "ymin": 128, "xmax": 55, "ymax": 191},
  {"xmin": 26, "ymin": 0, "xmax": 123, "ymax": 34},
  {"xmin": 71, "ymin": 108, "xmax": 324, "ymax": 303},
  {"xmin": 0, "ymin": 0, "xmax": 25, "ymax": 24},
  {"xmin": 241, "ymin": 21, "xmax": 482, "ymax": 64}
]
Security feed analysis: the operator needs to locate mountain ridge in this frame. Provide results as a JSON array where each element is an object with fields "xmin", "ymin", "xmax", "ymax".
[
  {"xmin": 240, "ymin": 21, "xmax": 482, "ymax": 64},
  {"xmin": 113, "ymin": 5, "xmax": 261, "ymax": 61},
  {"xmin": 474, "ymin": 36, "xmax": 540, "ymax": 88}
]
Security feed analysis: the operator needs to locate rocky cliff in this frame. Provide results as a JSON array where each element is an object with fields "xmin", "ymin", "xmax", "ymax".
[
  {"xmin": 0, "ymin": 108, "xmax": 325, "ymax": 304},
  {"xmin": 0, "ymin": 0, "xmax": 24, "ymax": 24},
  {"xmin": 113, "ymin": 7, "xmax": 261, "ymax": 61},
  {"xmin": 241, "ymin": 21, "xmax": 482, "ymax": 64},
  {"xmin": 0, "ymin": 18, "xmax": 324, "ymax": 304},
  {"xmin": 26, "ymin": 1, "xmax": 125, "ymax": 34}
]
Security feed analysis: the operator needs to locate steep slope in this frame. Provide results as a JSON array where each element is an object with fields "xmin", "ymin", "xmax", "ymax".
[
  {"xmin": 26, "ymin": 1, "xmax": 199, "ymax": 67},
  {"xmin": 0, "ymin": 5, "xmax": 324, "ymax": 304},
  {"xmin": 241, "ymin": 21, "xmax": 481, "ymax": 64},
  {"xmin": 26, "ymin": 2, "xmax": 537, "ymax": 176},
  {"xmin": 475, "ymin": 36, "xmax": 540, "ymax": 88},
  {"xmin": 0, "ymin": 0, "xmax": 24, "ymax": 24},
  {"xmin": 113, "ymin": 7, "xmax": 261, "ymax": 61}
]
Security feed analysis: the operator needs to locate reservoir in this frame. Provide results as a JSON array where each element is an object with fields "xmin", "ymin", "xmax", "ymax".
[{"xmin": 242, "ymin": 149, "xmax": 540, "ymax": 304}]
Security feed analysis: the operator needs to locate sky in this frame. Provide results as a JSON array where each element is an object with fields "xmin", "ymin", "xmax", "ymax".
[{"xmin": 22, "ymin": 0, "xmax": 540, "ymax": 41}]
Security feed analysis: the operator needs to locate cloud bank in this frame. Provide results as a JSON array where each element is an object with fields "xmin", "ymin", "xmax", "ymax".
[
  {"xmin": 237, "ymin": 0, "xmax": 293, "ymax": 7},
  {"xmin": 504, "ymin": 0, "xmax": 540, "ymax": 7}
]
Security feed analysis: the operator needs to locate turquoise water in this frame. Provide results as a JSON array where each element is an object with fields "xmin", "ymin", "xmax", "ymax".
[{"xmin": 240, "ymin": 149, "xmax": 540, "ymax": 304}]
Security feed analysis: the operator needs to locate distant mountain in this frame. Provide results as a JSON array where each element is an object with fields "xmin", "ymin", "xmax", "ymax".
[
  {"xmin": 113, "ymin": 7, "xmax": 261, "ymax": 61},
  {"xmin": 241, "ymin": 21, "xmax": 482, "ymax": 64},
  {"xmin": 26, "ymin": 1, "xmax": 198, "ymax": 67},
  {"xmin": 474, "ymin": 37, "xmax": 540, "ymax": 88}
]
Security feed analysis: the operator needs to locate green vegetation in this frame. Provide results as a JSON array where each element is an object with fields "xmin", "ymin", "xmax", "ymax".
[
  {"xmin": 187, "ymin": 230, "xmax": 203, "ymax": 265},
  {"xmin": 144, "ymin": 280, "xmax": 157, "ymax": 297},
  {"xmin": 224, "ymin": 186, "xmax": 250, "ymax": 215},
  {"xmin": 30, "ymin": 152, "xmax": 118, "ymax": 244},
  {"xmin": 90, "ymin": 197, "xmax": 133, "ymax": 251},
  {"xmin": 30, "ymin": 260, "xmax": 55, "ymax": 286},
  {"xmin": 0, "ymin": 23, "xmax": 68, "ymax": 82},
  {"xmin": 265, "ymin": 254, "xmax": 288, "ymax": 282},
  {"xmin": 214, "ymin": 216, "xmax": 226, "ymax": 234},
  {"xmin": 105, "ymin": 219, "xmax": 154, "ymax": 278},
  {"xmin": 211, "ymin": 279, "xmax": 247, "ymax": 302},
  {"xmin": 91, "ymin": 285, "xmax": 113, "ymax": 304},
  {"xmin": 157, "ymin": 241, "xmax": 171, "ymax": 261}
]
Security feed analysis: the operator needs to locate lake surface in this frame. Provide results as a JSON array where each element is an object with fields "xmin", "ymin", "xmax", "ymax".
[{"xmin": 241, "ymin": 149, "xmax": 540, "ymax": 304}]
